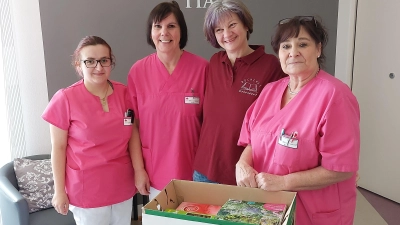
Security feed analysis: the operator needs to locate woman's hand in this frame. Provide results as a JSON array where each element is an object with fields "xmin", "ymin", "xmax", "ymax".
[
  {"xmin": 135, "ymin": 169, "xmax": 150, "ymax": 195},
  {"xmin": 255, "ymin": 172, "xmax": 286, "ymax": 192},
  {"xmin": 52, "ymin": 191, "xmax": 69, "ymax": 215},
  {"xmin": 235, "ymin": 160, "xmax": 258, "ymax": 188}
]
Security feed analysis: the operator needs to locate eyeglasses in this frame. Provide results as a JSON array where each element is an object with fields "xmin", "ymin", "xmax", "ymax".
[
  {"xmin": 279, "ymin": 16, "xmax": 317, "ymax": 27},
  {"xmin": 81, "ymin": 58, "xmax": 112, "ymax": 68}
]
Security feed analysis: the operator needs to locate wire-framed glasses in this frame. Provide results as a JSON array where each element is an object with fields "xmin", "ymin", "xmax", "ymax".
[
  {"xmin": 279, "ymin": 16, "xmax": 317, "ymax": 27},
  {"xmin": 81, "ymin": 58, "xmax": 112, "ymax": 68}
]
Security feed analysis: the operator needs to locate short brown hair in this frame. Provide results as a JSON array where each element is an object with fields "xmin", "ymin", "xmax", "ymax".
[
  {"xmin": 71, "ymin": 36, "xmax": 115, "ymax": 76},
  {"xmin": 271, "ymin": 16, "xmax": 328, "ymax": 66},
  {"xmin": 204, "ymin": 0, "xmax": 253, "ymax": 48},
  {"xmin": 146, "ymin": 1, "xmax": 188, "ymax": 49}
]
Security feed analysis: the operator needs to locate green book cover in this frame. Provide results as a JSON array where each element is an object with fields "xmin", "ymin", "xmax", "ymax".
[{"xmin": 216, "ymin": 199, "xmax": 287, "ymax": 225}]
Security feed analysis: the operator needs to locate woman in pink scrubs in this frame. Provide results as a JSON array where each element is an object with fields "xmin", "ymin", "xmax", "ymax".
[
  {"xmin": 42, "ymin": 36, "xmax": 136, "ymax": 225},
  {"xmin": 236, "ymin": 17, "xmax": 360, "ymax": 225},
  {"xmin": 127, "ymin": 1, "xmax": 207, "ymax": 199}
]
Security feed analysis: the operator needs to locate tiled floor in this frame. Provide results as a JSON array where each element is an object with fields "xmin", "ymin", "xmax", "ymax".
[
  {"xmin": 358, "ymin": 187, "xmax": 400, "ymax": 225},
  {"xmin": 132, "ymin": 187, "xmax": 400, "ymax": 225}
]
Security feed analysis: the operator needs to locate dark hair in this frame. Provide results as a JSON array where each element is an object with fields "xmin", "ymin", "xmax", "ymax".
[
  {"xmin": 146, "ymin": 1, "xmax": 188, "ymax": 49},
  {"xmin": 204, "ymin": 0, "xmax": 253, "ymax": 48},
  {"xmin": 271, "ymin": 16, "xmax": 328, "ymax": 66},
  {"xmin": 72, "ymin": 36, "xmax": 115, "ymax": 76}
]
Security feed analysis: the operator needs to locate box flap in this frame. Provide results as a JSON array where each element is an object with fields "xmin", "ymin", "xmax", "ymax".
[{"xmin": 281, "ymin": 193, "xmax": 296, "ymax": 225}]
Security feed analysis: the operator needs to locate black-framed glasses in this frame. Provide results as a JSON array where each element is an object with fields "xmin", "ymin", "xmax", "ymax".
[
  {"xmin": 81, "ymin": 58, "xmax": 112, "ymax": 68},
  {"xmin": 279, "ymin": 16, "xmax": 317, "ymax": 27}
]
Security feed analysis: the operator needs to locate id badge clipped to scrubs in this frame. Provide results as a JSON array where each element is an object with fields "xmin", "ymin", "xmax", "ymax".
[
  {"xmin": 124, "ymin": 109, "xmax": 133, "ymax": 126},
  {"xmin": 278, "ymin": 129, "xmax": 298, "ymax": 149},
  {"xmin": 184, "ymin": 88, "xmax": 200, "ymax": 104}
]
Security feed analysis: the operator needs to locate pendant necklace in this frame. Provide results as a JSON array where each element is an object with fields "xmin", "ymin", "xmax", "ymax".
[
  {"xmin": 287, "ymin": 84, "xmax": 298, "ymax": 95},
  {"xmin": 287, "ymin": 69, "xmax": 320, "ymax": 96},
  {"xmin": 100, "ymin": 83, "xmax": 109, "ymax": 107}
]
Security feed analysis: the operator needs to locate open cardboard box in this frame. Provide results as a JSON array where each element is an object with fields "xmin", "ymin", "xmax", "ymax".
[{"xmin": 142, "ymin": 180, "xmax": 296, "ymax": 225}]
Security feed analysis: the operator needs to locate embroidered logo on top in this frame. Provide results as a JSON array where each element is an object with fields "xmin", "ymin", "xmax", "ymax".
[{"xmin": 239, "ymin": 78, "xmax": 260, "ymax": 96}]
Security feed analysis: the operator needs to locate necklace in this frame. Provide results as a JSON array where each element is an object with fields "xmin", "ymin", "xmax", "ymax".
[
  {"xmin": 100, "ymin": 83, "xmax": 109, "ymax": 106},
  {"xmin": 287, "ymin": 69, "xmax": 320, "ymax": 96},
  {"xmin": 287, "ymin": 84, "xmax": 298, "ymax": 95}
]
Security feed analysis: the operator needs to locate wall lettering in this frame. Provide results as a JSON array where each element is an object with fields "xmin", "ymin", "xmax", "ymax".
[{"xmin": 186, "ymin": 0, "xmax": 215, "ymax": 8}]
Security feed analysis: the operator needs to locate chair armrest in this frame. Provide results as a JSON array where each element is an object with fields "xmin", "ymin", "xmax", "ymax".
[{"xmin": 0, "ymin": 176, "xmax": 29, "ymax": 225}]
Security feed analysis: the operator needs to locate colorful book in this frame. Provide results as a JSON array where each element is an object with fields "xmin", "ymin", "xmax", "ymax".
[
  {"xmin": 176, "ymin": 202, "xmax": 222, "ymax": 215},
  {"xmin": 164, "ymin": 202, "xmax": 222, "ymax": 219},
  {"xmin": 216, "ymin": 199, "xmax": 287, "ymax": 225}
]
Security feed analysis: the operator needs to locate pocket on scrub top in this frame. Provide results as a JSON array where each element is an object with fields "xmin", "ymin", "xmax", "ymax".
[
  {"xmin": 273, "ymin": 143, "xmax": 300, "ymax": 168},
  {"xmin": 273, "ymin": 132, "xmax": 317, "ymax": 171},
  {"xmin": 183, "ymin": 92, "xmax": 201, "ymax": 117},
  {"xmin": 65, "ymin": 165, "xmax": 82, "ymax": 182},
  {"xmin": 65, "ymin": 165, "xmax": 83, "ymax": 199},
  {"xmin": 312, "ymin": 209, "xmax": 341, "ymax": 225},
  {"xmin": 141, "ymin": 147, "xmax": 153, "ymax": 178}
]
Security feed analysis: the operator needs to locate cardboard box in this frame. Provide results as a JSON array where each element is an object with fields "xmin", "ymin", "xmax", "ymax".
[{"xmin": 143, "ymin": 180, "xmax": 296, "ymax": 225}]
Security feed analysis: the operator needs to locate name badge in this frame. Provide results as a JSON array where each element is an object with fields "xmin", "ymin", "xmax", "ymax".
[
  {"xmin": 278, "ymin": 130, "xmax": 298, "ymax": 149},
  {"xmin": 124, "ymin": 118, "xmax": 132, "ymax": 126},
  {"xmin": 124, "ymin": 109, "xmax": 133, "ymax": 126},
  {"xmin": 185, "ymin": 96, "xmax": 200, "ymax": 104}
]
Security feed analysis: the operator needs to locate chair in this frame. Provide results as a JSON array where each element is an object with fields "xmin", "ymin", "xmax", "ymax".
[{"xmin": 0, "ymin": 154, "xmax": 75, "ymax": 225}]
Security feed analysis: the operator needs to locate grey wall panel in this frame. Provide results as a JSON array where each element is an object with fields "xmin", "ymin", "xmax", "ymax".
[{"xmin": 39, "ymin": 0, "xmax": 338, "ymax": 99}]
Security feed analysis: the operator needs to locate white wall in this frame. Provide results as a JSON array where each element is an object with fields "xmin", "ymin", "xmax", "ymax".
[
  {"xmin": 0, "ymin": 0, "xmax": 50, "ymax": 222},
  {"xmin": 1, "ymin": 0, "xmax": 50, "ymax": 166},
  {"xmin": 0, "ymin": 2, "xmax": 11, "ymax": 169},
  {"xmin": 335, "ymin": 0, "xmax": 357, "ymax": 86},
  {"xmin": 9, "ymin": 0, "xmax": 51, "ymax": 157},
  {"xmin": 0, "ymin": 12, "xmax": 6, "ymax": 225}
]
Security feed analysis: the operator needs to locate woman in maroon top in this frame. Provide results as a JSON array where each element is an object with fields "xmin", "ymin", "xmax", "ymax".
[{"xmin": 193, "ymin": 0, "xmax": 286, "ymax": 185}]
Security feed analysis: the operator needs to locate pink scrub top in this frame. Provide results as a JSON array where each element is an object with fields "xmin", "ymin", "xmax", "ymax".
[
  {"xmin": 42, "ymin": 80, "xmax": 136, "ymax": 208},
  {"xmin": 239, "ymin": 70, "xmax": 360, "ymax": 225},
  {"xmin": 127, "ymin": 51, "xmax": 208, "ymax": 190}
]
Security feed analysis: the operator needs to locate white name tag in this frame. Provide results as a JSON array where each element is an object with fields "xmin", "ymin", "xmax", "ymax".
[
  {"xmin": 124, "ymin": 117, "xmax": 132, "ymax": 126},
  {"xmin": 184, "ymin": 96, "xmax": 200, "ymax": 104},
  {"xmin": 278, "ymin": 134, "xmax": 298, "ymax": 149}
]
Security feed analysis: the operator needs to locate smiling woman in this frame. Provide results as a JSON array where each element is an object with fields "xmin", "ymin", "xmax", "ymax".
[
  {"xmin": 213, "ymin": 12, "xmax": 250, "ymax": 61},
  {"xmin": 151, "ymin": 13, "xmax": 182, "ymax": 59},
  {"xmin": 42, "ymin": 36, "xmax": 136, "ymax": 225},
  {"xmin": 192, "ymin": 0, "xmax": 286, "ymax": 186},
  {"xmin": 127, "ymin": 1, "xmax": 208, "ymax": 200},
  {"xmin": 74, "ymin": 44, "xmax": 114, "ymax": 111},
  {"xmin": 236, "ymin": 16, "xmax": 360, "ymax": 225},
  {"xmin": 270, "ymin": 16, "xmax": 327, "ymax": 107}
]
